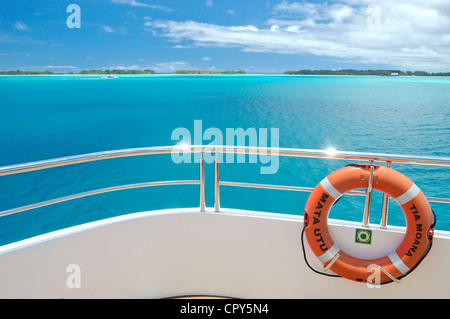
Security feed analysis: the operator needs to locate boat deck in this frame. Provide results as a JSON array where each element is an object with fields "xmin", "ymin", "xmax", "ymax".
[{"xmin": 0, "ymin": 208, "xmax": 449, "ymax": 298}]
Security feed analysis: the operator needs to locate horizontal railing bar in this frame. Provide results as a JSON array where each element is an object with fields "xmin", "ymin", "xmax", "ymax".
[
  {"xmin": 213, "ymin": 146, "xmax": 450, "ymax": 166},
  {"xmin": 0, "ymin": 180, "xmax": 199, "ymax": 218},
  {"xmin": 412, "ymin": 197, "xmax": 450, "ymax": 204},
  {"xmin": 220, "ymin": 181, "xmax": 315, "ymax": 193},
  {"xmin": 0, "ymin": 146, "xmax": 175, "ymax": 176},
  {"xmin": 220, "ymin": 181, "xmax": 450, "ymax": 204},
  {"xmin": 1, "ymin": 145, "xmax": 449, "ymax": 176},
  {"xmin": 220, "ymin": 181, "xmax": 366, "ymax": 195}
]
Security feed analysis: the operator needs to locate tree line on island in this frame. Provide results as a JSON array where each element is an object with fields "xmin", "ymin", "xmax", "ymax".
[
  {"xmin": 0, "ymin": 70, "xmax": 54, "ymax": 75},
  {"xmin": 173, "ymin": 70, "xmax": 246, "ymax": 74},
  {"xmin": 283, "ymin": 69, "xmax": 450, "ymax": 76},
  {"xmin": 1, "ymin": 69, "xmax": 450, "ymax": 76},
  {"xmin": 76, "ymin": 69, "xmax": 156, "ymax": 74},
  {"xmin": 77, "ymin": 69, "xmax": 247, "ymax": 75},
  {"xmin": 0, "ymin": 69, "xmax": 157, "ymax": 75},
  {"xmin": 0, "ymin": 69, "xmax": 245, "ymax": 75}
]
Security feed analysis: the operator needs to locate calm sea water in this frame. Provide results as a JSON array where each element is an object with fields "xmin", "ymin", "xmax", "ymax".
[{"xmin": 0, "ymin": 75, "xmax": 449, "ymax": 245}]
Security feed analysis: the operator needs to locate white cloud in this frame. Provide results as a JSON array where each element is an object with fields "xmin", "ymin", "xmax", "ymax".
[
  {"xmin": 98, "ymin": 65, "xmax": 142, "ymax": 71},
  {"xmin": 274, "ymin": 0, "xmax": 322, "ymax": 17},
  {"xmin": 111, "ymin": 0, "xmax": 170, "ymax": 12},
  {"xmin": 149, "ymin": 61, "xmax": 191, "ymax": 73},
  {"xmin": 173, "ymin": 44, "xmax": 192, "ymax": 49},
  {"xmin": 44, "ymin": 65, "xmax": 77, "ymax": 69},
  {"xmin": 14, "ymin": 21, "xmax": 30, "ymax": 31},
  {"xmin": 206, "ymin": 0, "xmax": 214, "ymax": 7},
  {"xmin": 101, "ymin": 25, "xmax": 115, "ymax": 33},
  {"xmin": 100, "ymin": 25, "xmax": 127, "ymax": 34},
  {"xmin": 100, "ymin": 62, "xmax": 191, "ymax": 73},
  {"xmin": 203, "ymin": 57, "xmax": 212, "ymax": 61},
  {"xmin": 147, "ymin": 0, "xmax": 450, "ymax": 71}
]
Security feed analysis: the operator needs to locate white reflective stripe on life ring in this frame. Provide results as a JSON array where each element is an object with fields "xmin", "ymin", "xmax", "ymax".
[
  {"xmin": 318, "ymin": 244, "xmax": 340, "ymax": 263},
  {"xmin": 320, "ymin": 177, "xmax": 342, "ymax": 200},
  {"xmin": 394, "ymin": 183, "xmax": 420, "ymax": 206},
  {"xmin": 388, "ymin": 252, "xmax": 411, "ymax": 275}
]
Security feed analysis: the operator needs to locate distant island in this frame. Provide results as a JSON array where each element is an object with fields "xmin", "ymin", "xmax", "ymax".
[
  {"xmin": 0, "ymin": 70, "xmax": 54, "ymax": 75},
  {"xmin": 1, "ymin": 69, "xmax": 449, "ymax": 76},
  {"xmin": 173, "ymin": 70, "xmax": 246, "ymax": 74},
  {"xmin": 0, "ymin": 69, "xmax": 156, "ymax": 75},
  {"xmin": 0, "ymin": 69, "xmax": 246, "ymax": 75},
  {"xmin": 284, "ymin": 69, "xmax": 450, "ymax": 76},
  {"xmin": 76, "ymin": 69, "xmax": 156, "ymax": 75}
]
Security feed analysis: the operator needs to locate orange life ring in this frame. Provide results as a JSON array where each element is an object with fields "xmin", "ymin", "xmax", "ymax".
[{"xmin": 303, "ymin": 164, "xmax": 435, "ymax": 284}]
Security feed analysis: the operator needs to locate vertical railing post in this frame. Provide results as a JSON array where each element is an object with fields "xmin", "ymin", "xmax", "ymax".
[
  {"xmin": 362, "ymin": 160, "xmax": 374, "ymax": 227},
  {"xmin": 199, "ymin": 152, "xmax": 205, "ymax": 212},
  {"xmin": 380, "ymin": 161, "xmax": 391, "ymax": 229},
  {"xmin": 214, "ymin": 154, "xmax": 220, "ymax": 212}
]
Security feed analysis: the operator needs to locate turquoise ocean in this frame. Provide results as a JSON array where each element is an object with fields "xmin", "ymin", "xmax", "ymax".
[{"xmin": 0, "ymin": 75, "xmax": 449, "ymax": 245}]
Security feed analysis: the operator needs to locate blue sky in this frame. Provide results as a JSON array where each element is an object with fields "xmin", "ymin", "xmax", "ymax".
[{"xmin": 1, "ymin": 0, "xmax": 449, "ymax": 73}]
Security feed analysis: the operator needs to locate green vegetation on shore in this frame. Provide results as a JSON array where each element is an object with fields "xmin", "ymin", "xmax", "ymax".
[
  {"xmin": 0, "ymin": 70, "xmax": 54, "ymax": 75},
  {"xmin": 284, "ymin": 69, "xmax": 450, "ymax": 76},
  {"xmin": 173, "ymin": 70, "xmax": 246, "ymax": 74},
  {"xmin": 77, "ymin": 69, "xmax": 156, "ymax": 75},
  {"xmin": 1, "ymin": 69, "xmax": 449, "ymax": 76}
]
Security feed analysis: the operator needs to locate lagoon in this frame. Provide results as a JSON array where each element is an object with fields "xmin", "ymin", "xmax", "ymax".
[{"xmin": 0, "ymin": 75, "xmax": 449, "ymax": 244}]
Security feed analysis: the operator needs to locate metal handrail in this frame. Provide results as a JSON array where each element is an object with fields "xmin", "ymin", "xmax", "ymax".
[
  {"xmin": 217, "ymin": 181, "xmax": 450, "ymax": 204},
  {"xmin": 219, "ymin": 181, "xmax": 366, "ymax": 196},
  {"xmin": 0, "ymin": 145, "xmax": 449, "ymax": 228},
  {"xmin": 210, "ymin": 147, "xmax": 449, "ymax": 229},
  {"xmin": 0, "ymin": 180, "xmax": 200, "ymax": 218},
  {"xmin": 1, "ymin": 145, "xmax": 449, "ymax": 176}
]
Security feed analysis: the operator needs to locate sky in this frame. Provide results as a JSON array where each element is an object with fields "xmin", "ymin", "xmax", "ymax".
[{"xmin": 0, "ymin": 0, "xmax": 449, "ymax": 73}]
